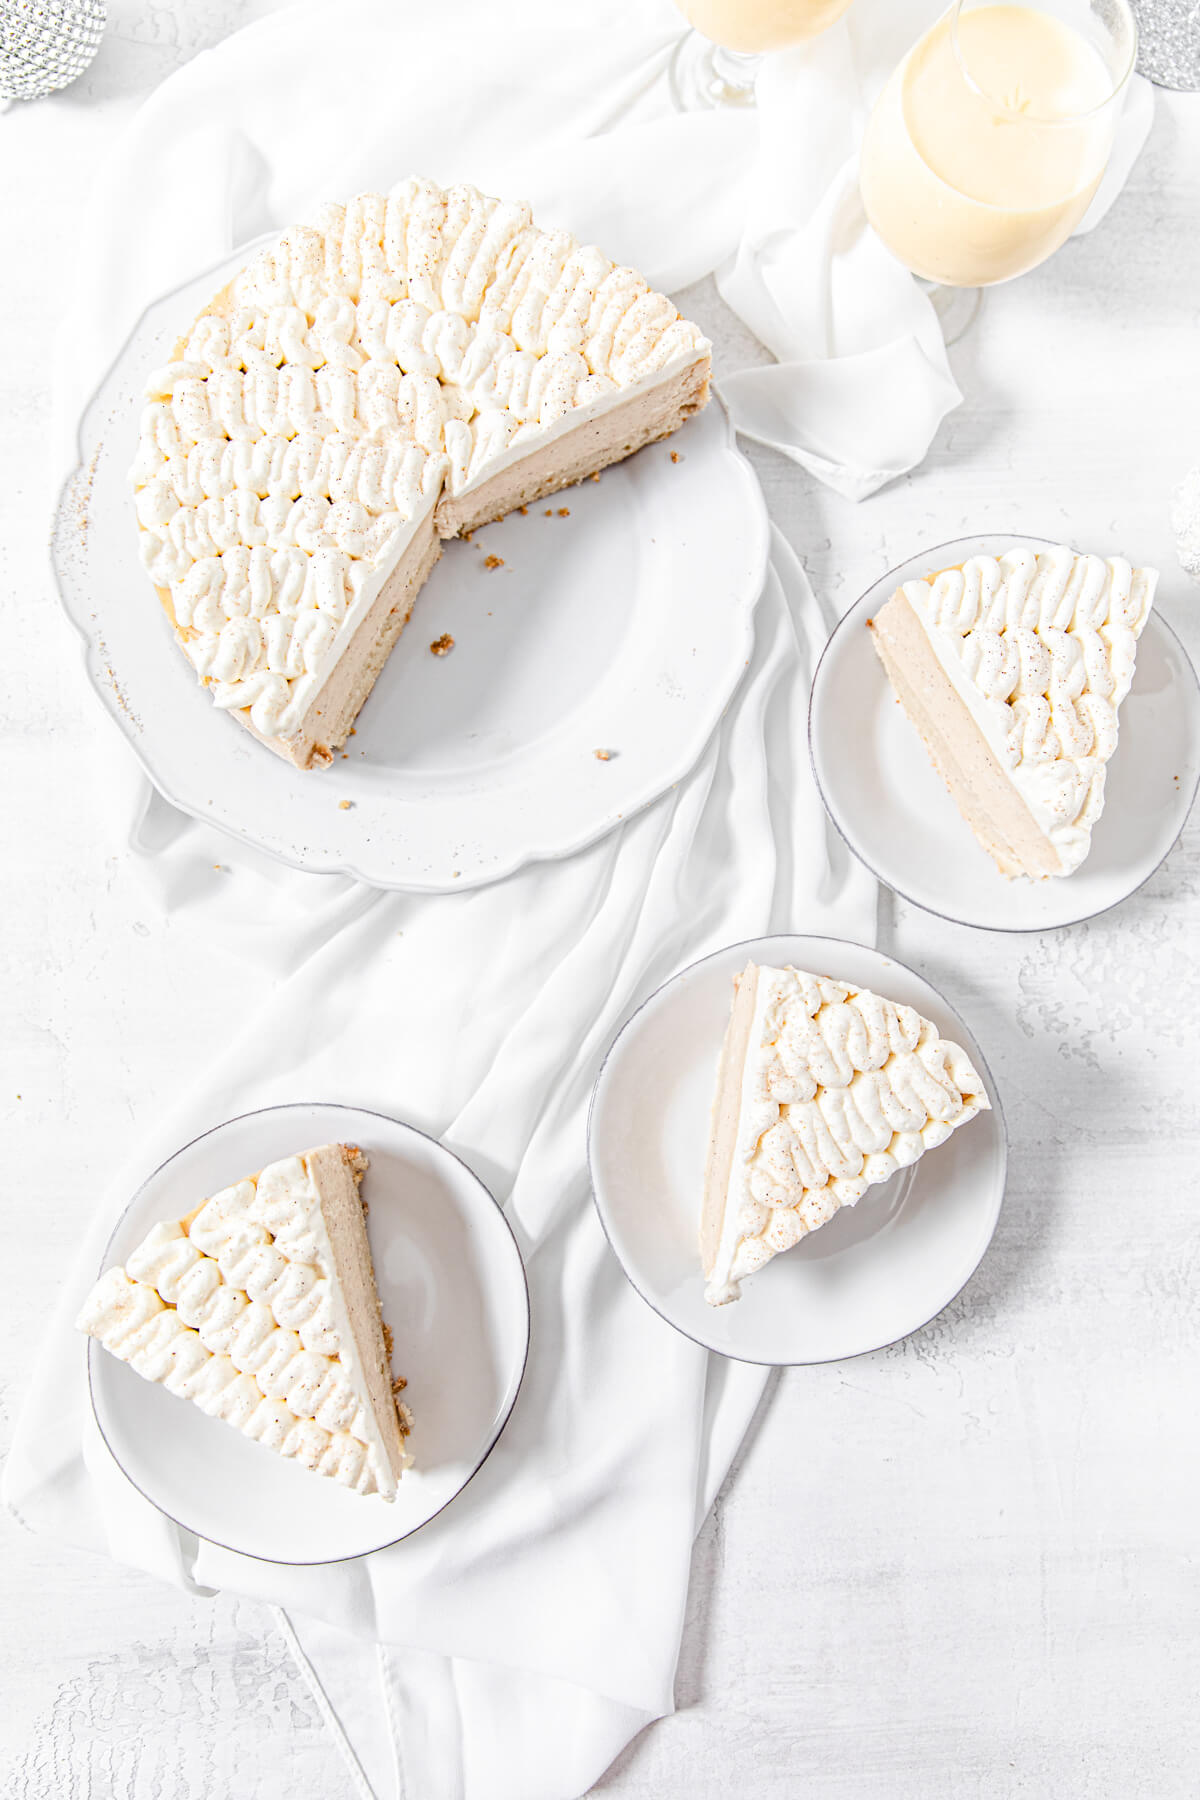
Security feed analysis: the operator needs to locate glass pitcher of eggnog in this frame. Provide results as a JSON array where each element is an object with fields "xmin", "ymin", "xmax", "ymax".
[{"xmin": 860, "ymin": 0, "xmax": 1136, "ymax": 288}]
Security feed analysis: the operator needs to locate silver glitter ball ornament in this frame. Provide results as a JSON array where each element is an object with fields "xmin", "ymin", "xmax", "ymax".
[
  {"xmin": 1129, "ymin": 0, "xmax": 1200, "ymax": 90},
  {"xmin": 1169, "ymin": 465, "xmax": 1200, "ymax": 586},
  {"xmin": 0, "ymin": 0, "xmax": 107, "ymax": 102}
]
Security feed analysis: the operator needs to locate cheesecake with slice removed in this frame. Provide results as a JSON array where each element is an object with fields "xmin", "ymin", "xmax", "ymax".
[
  {"xmin": 868, "ymin": 544, "xmax": 1157, "ymax": 880},
  {"xmin": 702, "ymin": 964, "xmax": 989, "ymax": 1305},
  {"xmin": 132, "ymin": 180, "xmax": 711, "ymax": 768},
  {"xmin": 78, "ymin": 1144, "xmax": 412, "ymax": 1499}
]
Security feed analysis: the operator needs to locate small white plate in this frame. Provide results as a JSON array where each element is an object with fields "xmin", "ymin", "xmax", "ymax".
[
  {"xmin": 588, "ymin": 934, "xmax": 1006, "ymax": 1366},
  {"xmin": 52, "ymin": 239, "xmax": 768, "ymax": 892},
  {"xmin": 87, "ymin": 1103, "xmax": 529, "ymax": 1564},
  {"xmin": 809, "ymin": 534, "xmax": 1200, "ymax": 933}
]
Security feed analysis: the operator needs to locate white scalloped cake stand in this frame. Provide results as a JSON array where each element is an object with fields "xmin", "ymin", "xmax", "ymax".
[{"xmin": 52, "ymin": 241, "xmax": 770, "ymax": 892}]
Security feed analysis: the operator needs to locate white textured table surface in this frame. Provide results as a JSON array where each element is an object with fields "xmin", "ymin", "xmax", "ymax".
[{"xmin": 2, "ymin": 7, "xmax": 1197, "ymax": 1795}]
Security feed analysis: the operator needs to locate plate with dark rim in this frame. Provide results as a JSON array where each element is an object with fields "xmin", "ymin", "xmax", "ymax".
[
  {"xmin": 588, "ymin": 934, "xmax": 1005, "ymax": 1366},
  {"xmin": 86, "ymin": 1102, "xmax": 529, "ymax": 1564},
  {"xmin": 808, "ymin": 534, "xmax": 1200, "ymax": 933}
]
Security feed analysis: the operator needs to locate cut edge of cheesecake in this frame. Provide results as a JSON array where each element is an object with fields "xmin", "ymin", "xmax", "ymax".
[
  {"xmin": 701, "ymin": 961, "xmax": 763, "ymax": 1303},
  {"xmin": 240, "ymin": 514, "xmax": 442, "ymax": 770},
  {"xmin": 303, "ymin": 1144, "xmax": 412, "ymax": 1499},
  {"xmin": 434, "ymin": 351, "xmax": 710, "ymax": 538},
  {"xmin": 869, "ymin": 589, "xmax": 1064, "ymax": 881}
]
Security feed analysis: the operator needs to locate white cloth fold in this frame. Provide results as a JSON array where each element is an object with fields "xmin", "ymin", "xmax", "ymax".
[
  {"xmin": 8, "ymin": 536, "xmax": 876, "ymax": 1797},
  {"xmin": 714, "ymin": 7, "xmax": 1152, "ymax": 500}
]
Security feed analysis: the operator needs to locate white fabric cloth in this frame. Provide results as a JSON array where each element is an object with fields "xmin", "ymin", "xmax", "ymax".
[
  {"xmin": 5, "ymin": 1, "xmax": 1152, "ymax": 1794},
  {"xmin": 7, "ymin": 529, "xmax": 877, "ymax": 1800}
]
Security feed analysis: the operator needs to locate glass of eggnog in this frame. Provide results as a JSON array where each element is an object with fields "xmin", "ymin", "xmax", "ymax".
[
  {"xmin": 859, "ymin": 0, "xmax": 1137, "ymax": 290},
  {"xmin": 671, "ymin": 0, "xmax": 856, "ymax": 108}
]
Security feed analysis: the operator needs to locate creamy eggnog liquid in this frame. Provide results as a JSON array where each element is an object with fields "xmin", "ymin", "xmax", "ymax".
[
  {"xmin": 860, "ymin": 4, "xmax": 1116, "ymax": 287},
  {"xmin": 678, "ymin": 0, "xmax": 854, "ymax": 53}
]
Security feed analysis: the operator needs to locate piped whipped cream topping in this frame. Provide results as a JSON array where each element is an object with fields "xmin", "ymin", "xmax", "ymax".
[
  {"xmin": 131, "ymin": 179, "xmax": 710, "ymax": 741},
  {"xmin": 901, "ymin": 546, "xmax": 1157, "ymax": 874},
  {"xmin": 705, "ymin": 968, "xmax": 988, "ymax": 1305},
  {"xmin": 77, "ymin": 1151, "xmax": 410, "ymax": 1499}
]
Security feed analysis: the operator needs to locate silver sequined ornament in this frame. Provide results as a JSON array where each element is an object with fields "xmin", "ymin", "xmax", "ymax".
[
  {"xmin": 1170, "ymin": 465, "xmax": 1200, "ymax": 586},
  {"xmin": 1129, "ymin": 0, "xmax": 1200, "ymax": 90},
  {"xmin": 0, "ymin": 0, "xmax": 107, "ymax": 102}
]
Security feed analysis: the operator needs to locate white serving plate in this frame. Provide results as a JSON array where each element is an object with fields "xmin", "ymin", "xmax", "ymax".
[
  {"xmin": 51, "ymin": 239, "xmax": 769, "ymax": 891},
  {"xmin": 87, "ymin": 1103, "xmax": 529, "ymax": 1564},
  {"xmin": 588, "ymin": 934, "xmax": 1006, "ymax": 1366},
  {"xmin": 809, "ymin": 533, "xmax": 1200, "ymax": 933}
]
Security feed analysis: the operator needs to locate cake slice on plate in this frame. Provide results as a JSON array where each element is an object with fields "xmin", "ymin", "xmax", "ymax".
[
  {"xmin": 131, "ymin": 179, "xmax": 712, "ymax": 768},
  {"xmin": 701, "ymin": 964, "xmax": 989, "ymax": 1305},
  {"xmin": 868, "ymin": 544, "xmax": 1157, "ymax": 880},
  {"xmin": 78, "ymin": 1144, "xmax": 412, "ymax": 1499}
]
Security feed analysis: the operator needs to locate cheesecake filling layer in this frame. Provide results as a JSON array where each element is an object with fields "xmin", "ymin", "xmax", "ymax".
[
  {"xmin": 897, "ymin": 546, "xmax": 1157, "ymax": 876},
  {"xmin": 704, "ymin": 964, "xmax": 786, "ymax": 1307},
  {"xmin": 870, "ymin": 593, "xmax": 1065, "ymax": 879},
  {"xmin": 446, "ymin": 348, "xmax": 707, "ymax": 501},
  {"xmin": 702, "ymin": 964, "xmax": 990, "ymax": 1306}
]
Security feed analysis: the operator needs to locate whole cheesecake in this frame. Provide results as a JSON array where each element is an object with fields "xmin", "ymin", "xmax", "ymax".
[{"xmin": 131, "ymin": 181, "xmax": 712, "ymax": 768}]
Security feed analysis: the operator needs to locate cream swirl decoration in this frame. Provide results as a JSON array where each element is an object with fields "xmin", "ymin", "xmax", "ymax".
[
  {"xmin": 78, "ymin": 1268, "xmax": 378, "ymax": 1493},
  {"xmin": 900, "ymin": 546, "xmax": 1157, "ymax": 872},
  {"xmin": 75, "ymin": 1151, "xmax": 404, "ymax": 1497},
  {"xmin": 724, "ymin": 970, "xmax": 988, "ymax": 1290},
  {"xmin": 131, "ymin": 179, "xmax": 709, "ymax": 742}
]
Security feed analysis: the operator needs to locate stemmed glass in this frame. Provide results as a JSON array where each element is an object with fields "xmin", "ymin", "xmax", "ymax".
[
  {"xmin": 670, "ymin": 0, "xmax": 856, "ymax": 109},
  {"xmin": 859, "ymin": 0, "xmax": 1137, "ymax": 331}
]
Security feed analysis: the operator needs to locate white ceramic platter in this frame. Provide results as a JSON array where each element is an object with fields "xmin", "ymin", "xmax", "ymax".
[
  {"xmin": 51, "ymin": 239, "xmax": 769, "ymax": 891},
  {"xmin": 809, "ymin": 534, "xmax": 1200, "ymax": 933},
  {"xmin": 87, "ymin": 1103, "xmax": 529, "ymax": 1564},
  {"xmin": 588, "ymin": 934, "xmax": 1006, "ymax": 1366}
]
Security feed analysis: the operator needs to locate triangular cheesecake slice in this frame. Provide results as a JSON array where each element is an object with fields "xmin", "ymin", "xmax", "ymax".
[
  {"xmin": 78, "ymin": 1144, "xmax": 412, "ymax": 1499},
  {"xmin": 868, "ymin": 545, "xmax": 1157, "ymax": 879},
  {"xmin": 702, "ymin": 964, "xmax": 989, "ymax": 1305}
]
